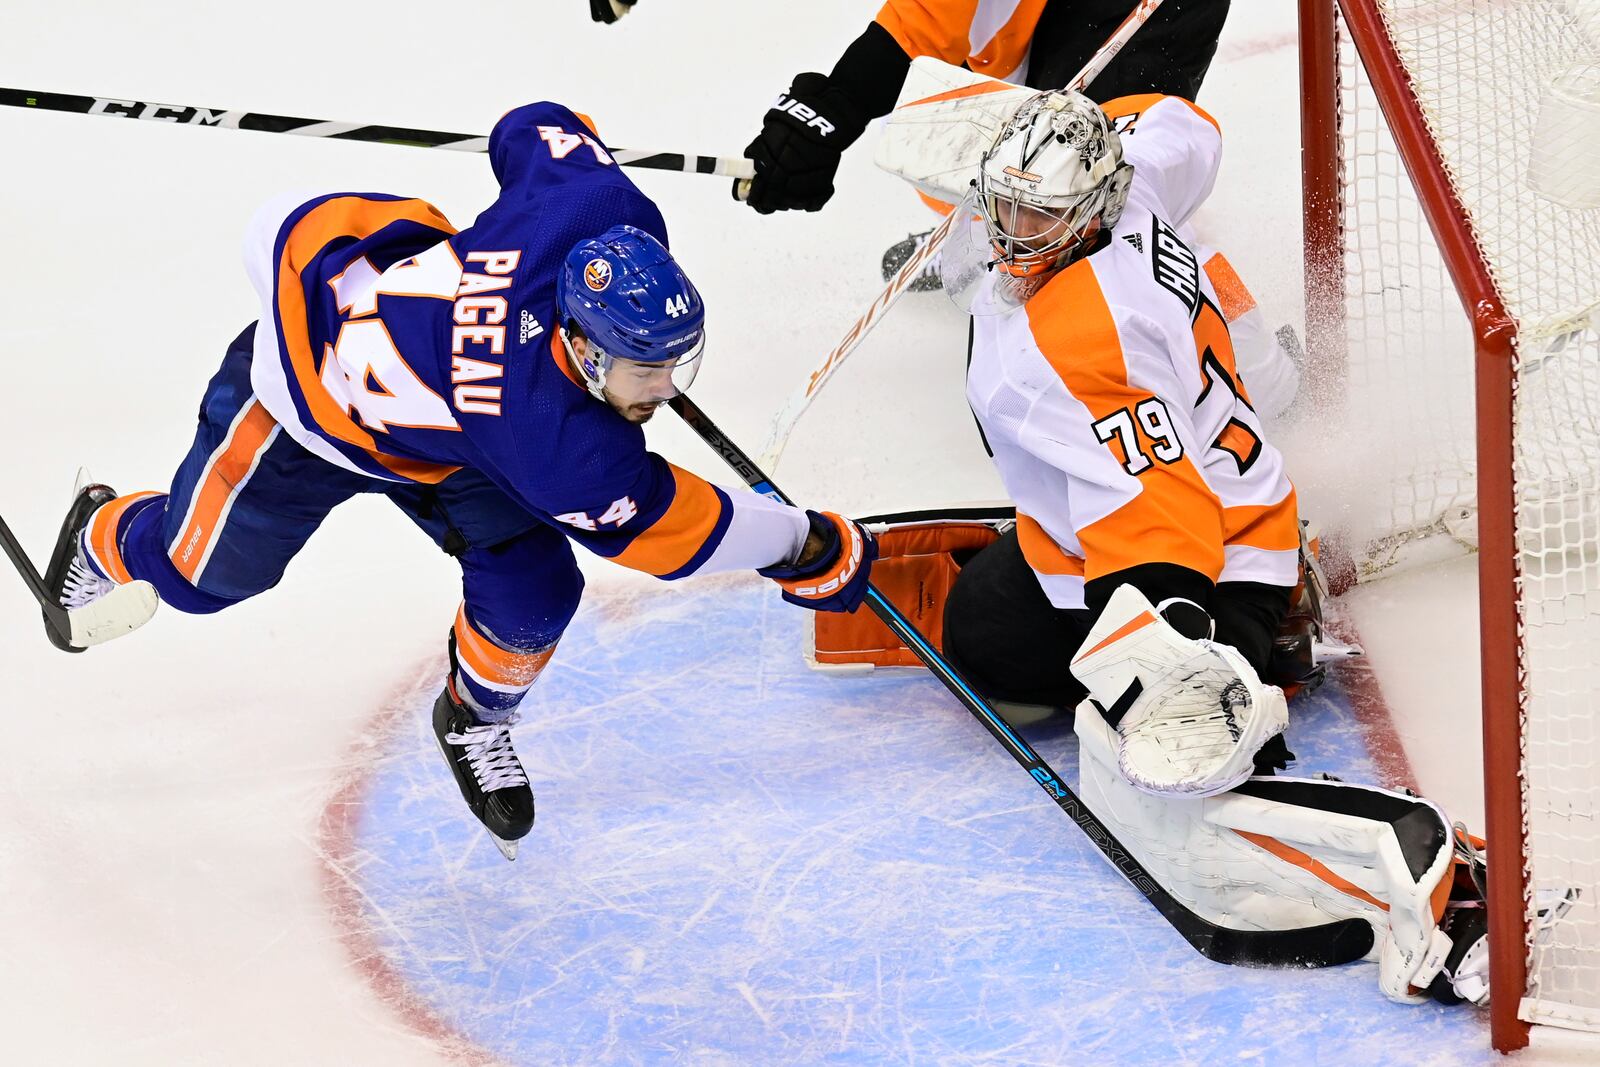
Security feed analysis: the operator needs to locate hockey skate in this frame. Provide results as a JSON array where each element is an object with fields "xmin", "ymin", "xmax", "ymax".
[
  {"xmin": 27, "ymin": 471, "xmax": 158, "ymax": 651},
  {"xmin": 1269, "ymin": 521, "xmax": 1361, "ymax": 696},
  {"xmin": 1427, "ymin": 827, "xmax": 1581, "ymax": 1006},
  {"xmin": 433, "ymin": 682, "xmax": 535, "ymax": 861},
  {"xmin": 880, "ymin": 229, "xmax": 944, "ymax": 292}
]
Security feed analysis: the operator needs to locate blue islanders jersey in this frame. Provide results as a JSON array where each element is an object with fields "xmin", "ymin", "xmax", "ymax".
[{"xmin": 240, "ymin": 101, "xmax": 807, "ymax": 579}]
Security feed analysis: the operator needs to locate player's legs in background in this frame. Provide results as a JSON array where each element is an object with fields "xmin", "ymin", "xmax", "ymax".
[
  {"xmin": 1028, "ymin": 0, "xmax": 1232, "ymax": 102},
  {"xmin": 69, "ymin": 323, "xmax": 369, "ymax": 618},
  {"xmin": 388, "ymin": 479, "xmax": 583, "ymax": 857}
]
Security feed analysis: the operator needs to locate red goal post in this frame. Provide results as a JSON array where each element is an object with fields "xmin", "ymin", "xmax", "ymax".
[{"xmin": 1300, "ymin": 0, "xmax": 1600, "ymax": 1053}]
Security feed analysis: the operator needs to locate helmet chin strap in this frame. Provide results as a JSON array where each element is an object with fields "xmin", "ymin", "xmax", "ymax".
[{"xmin": 560, "ymin": 326, "xmax": 610, "ymax": 402}]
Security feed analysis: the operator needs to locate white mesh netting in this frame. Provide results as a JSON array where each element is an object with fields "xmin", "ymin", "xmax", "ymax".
[{"xmin": 1328, "ymin": 0, "xmax": 1600, "ymax": 1031}]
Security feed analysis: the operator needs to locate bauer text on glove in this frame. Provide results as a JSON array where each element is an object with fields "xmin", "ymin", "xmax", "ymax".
[{"xmin": 758, "ymin": 511, "xmax": 876, "ymax": 612}]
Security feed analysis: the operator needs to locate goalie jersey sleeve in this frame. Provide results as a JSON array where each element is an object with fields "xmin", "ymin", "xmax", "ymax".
[
  {"xmin": 241, "ymin": 101, "xmax": 808, "ymax": 581},
  {"xmin": 966, "ymin": 95, "xmax": 1299, "ymax": 612},
  {"xmin": 1103, "ymin": 93, "xmax": 1223, "ymax": 227}
]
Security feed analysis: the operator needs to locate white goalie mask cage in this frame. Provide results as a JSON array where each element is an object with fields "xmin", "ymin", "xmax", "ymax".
[{"xmin": 972, "ymin": 89, "xmax": 1134, "ymax": 283}]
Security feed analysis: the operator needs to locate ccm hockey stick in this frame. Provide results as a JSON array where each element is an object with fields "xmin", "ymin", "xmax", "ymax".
[
  {"xmin": 0, "ymin": 88, "xmax": 756, "ymax": 180},
  {"xmin": 670, "ymin": 391, "xmax": 1374, "ymax": 969},
  {"xmin": 754, "ymin": 0, "xmax": 1168, "ymax": 471},
  {"xmin": 0, "ymin": 506, "xmax": 157, "ymax": 651}
]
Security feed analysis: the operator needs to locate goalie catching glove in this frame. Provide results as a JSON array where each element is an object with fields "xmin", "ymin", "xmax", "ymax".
[
  {"xmin": 759, "ymin": 510, "xmax": 877, "ymax": 613},
  {"xmin": 1071, "ymin": 584, "xmax": 1290, "ymax": 798}
]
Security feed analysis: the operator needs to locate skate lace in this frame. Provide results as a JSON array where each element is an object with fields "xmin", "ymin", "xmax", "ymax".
[
  {"xmin": 445, "ymin": 713, "xmax": 528, "ymax": 792},
  {"xmin": 60, "ymin": 554, "xmax": 116, "ymax": 610}
]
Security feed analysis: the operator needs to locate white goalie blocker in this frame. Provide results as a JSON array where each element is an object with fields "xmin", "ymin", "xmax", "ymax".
[{"xmin": 873, "ymin": 58, "xmax": 1037, "ymax": 206}]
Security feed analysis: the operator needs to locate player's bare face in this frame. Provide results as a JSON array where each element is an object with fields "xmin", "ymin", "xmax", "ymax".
[{"xmin": 603, "ymin": 356, "xmax": 681, "ymax": 423}]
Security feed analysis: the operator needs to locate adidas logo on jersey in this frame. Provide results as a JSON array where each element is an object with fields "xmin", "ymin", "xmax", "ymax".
[
  {"xmin": 1122, "ymin": 233, "xmax": 1144, "ymax": 253},
  {"xmin": 519, "ymin": 310, "xmax": 544, "ymax": 345}
]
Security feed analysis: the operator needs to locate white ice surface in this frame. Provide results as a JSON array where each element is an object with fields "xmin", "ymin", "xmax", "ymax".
[{"xmin": 1, "ymin": 0, "xmax": 1583, "ymax": 1063}]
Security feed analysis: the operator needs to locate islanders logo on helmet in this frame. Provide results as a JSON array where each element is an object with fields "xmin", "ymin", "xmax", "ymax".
[{"xmin": 583, "ymin": 258, "xmax": 613, "ymax": 292}]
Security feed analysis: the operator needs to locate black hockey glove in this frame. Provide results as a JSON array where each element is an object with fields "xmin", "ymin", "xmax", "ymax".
[
  {"xmin": 589, "ymin": 0, "xmax": 635, "ymax": 23},
  {"xmin": 740, "ymin": 73, "xmax": 870, "ymax": 214}
]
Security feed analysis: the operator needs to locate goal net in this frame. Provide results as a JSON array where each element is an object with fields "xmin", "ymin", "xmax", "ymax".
[{"xmin": 1300, "ymin": 0, "xmax": 1600, "ymax": 1049}]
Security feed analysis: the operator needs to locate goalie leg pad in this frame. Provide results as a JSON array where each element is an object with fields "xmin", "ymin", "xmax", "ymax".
[
  {"xmin": 1072, "ymin": 584, "xmax": 1290, "ymax": 798},
  {"xmin": 809, "ymin": 516, "xmax": 1003, "ymax": 670},
  {"xmin": 1075, "ymin": 707, "xmax": 1459, "ymax": 1003}
]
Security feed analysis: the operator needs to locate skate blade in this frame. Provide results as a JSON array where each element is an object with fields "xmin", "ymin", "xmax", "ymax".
[
  {"xmin": 68, "ymin": 580, "xmax": 158, "ymax": 647},
  {"xmin": 1312, "ymin": 637, "xmax": 1363, "ymax": 663},
  {"xmin": 491, "ymin": 834, "xmax": 519, "ymax": 862}
]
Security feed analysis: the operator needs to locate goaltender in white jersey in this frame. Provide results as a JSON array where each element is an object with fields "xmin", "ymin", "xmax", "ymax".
[
  {"xmin": 862, "ymin": 73, "xmax": 1504, "ymax": 1009},
  {"xmin": 964, "ymin": 92, "xmax": 1299, "ymax": 611}
]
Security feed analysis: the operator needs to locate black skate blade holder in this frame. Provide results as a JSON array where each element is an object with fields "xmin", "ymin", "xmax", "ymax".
[
  {"xmin": 0, "ymin": 510, "xmax": 76, "ymax": 649},
  {"xmin": 0, "ymin": 507, "xmax": 158, "ymax": 650}
]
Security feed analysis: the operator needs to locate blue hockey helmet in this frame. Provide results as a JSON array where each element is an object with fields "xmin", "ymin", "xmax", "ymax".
[{"xmin": 557, "ymin": 225, "xmax": 705, "ymax": 403}]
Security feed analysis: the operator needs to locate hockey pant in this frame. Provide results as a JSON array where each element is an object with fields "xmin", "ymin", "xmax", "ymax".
[
  {"xmin": 1076, "ymin": 704, "xmax": 1460, "ymax": 1003},
  {"xmin": 76, "ymin": 323, "xmax": 580, "ymax": 718}
]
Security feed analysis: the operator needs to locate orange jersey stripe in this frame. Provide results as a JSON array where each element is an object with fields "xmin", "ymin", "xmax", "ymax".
[
  {"xmin": 1027, "ymin": 265, "xmax": 1225, "ymax": 582},
  {"xmin": 1102, "ymin": 93, "xmax": 1222, "ymax": 134},
  {"xmin": 88, "ymin": 491, "xmax": 161, "ymax": 586},
  {"xmin": 1015, "ymin": 513, "xmax": 1085, "ymax": 576},
  {"xmin": 1233, "ymin": 829, "xmax": 1390, "ymax": 913},
  {"xmin": 609, "ymin": 464, "xmax": 724, "ymax": 577},
  {"xmin": 875, "ymin": 0, "xmax": 1047, "ymax": 79},
  {"xmin": 171, "ymin": 402, "xmax": 278, "ymax": 582},
  {"xmin": 1202, "ymin": 252, "xmax": 1257, "ymax": 322},
  {"xmin": 276, "ymin": 196, "xmax": 461, "ymax": 484},
  {"xmin": 454, "ymin": 603, "xmax": 557, "ymax": 687},
  {"xmin": 968, "ymin": 0, "xmax": 1048, "ymax": 79},
  {"xmin": 1224, "ymin": 487, "xmax": 1300, "ymax": 552}
]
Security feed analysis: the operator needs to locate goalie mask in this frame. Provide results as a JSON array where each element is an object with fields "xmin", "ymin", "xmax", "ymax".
[{"xmin": 976, "ymin": 89, "xmax": 1133, "ymax": 280}]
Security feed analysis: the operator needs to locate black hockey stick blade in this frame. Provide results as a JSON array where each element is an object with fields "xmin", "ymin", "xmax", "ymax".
[
  {"xmin": 0, "ymin": 509, "xmax": 76, "ymax": 649},
  {"xmin": 668, "ymin": 392, "xmax": 1374, "ymax": 970}
]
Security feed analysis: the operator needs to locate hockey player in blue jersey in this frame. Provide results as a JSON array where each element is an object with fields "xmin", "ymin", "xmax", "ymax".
[{"xmin": 36, "ymin": 101, "xmax": 877, "ymax": 860}]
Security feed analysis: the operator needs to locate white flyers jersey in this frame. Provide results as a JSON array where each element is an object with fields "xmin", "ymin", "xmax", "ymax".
[{"xmin": 966, "ymin": 94, "xmax": 1300, "ymax": 609}]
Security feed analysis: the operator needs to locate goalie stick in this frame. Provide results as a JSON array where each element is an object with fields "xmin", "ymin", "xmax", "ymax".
[
  {"xmin": 0, "ymin": 507, "xmax": 157, "ymax": 651},
  {"xmin": 0, "ymin": 88, "xmax": 756, "ymax": 180},
  {"xmin": 669, "ymin": 391, "xmax": 1375, "ymax": 969},
  {"xmin": 755, "ymin": 0, "xmax": 1169, "ymax": 471}
]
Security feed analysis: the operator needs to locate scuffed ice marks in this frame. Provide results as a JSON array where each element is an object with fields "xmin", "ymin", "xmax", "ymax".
[{"xmin": 336, "ymin": 576, "xmax": 1499, "ymax": 1066}]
